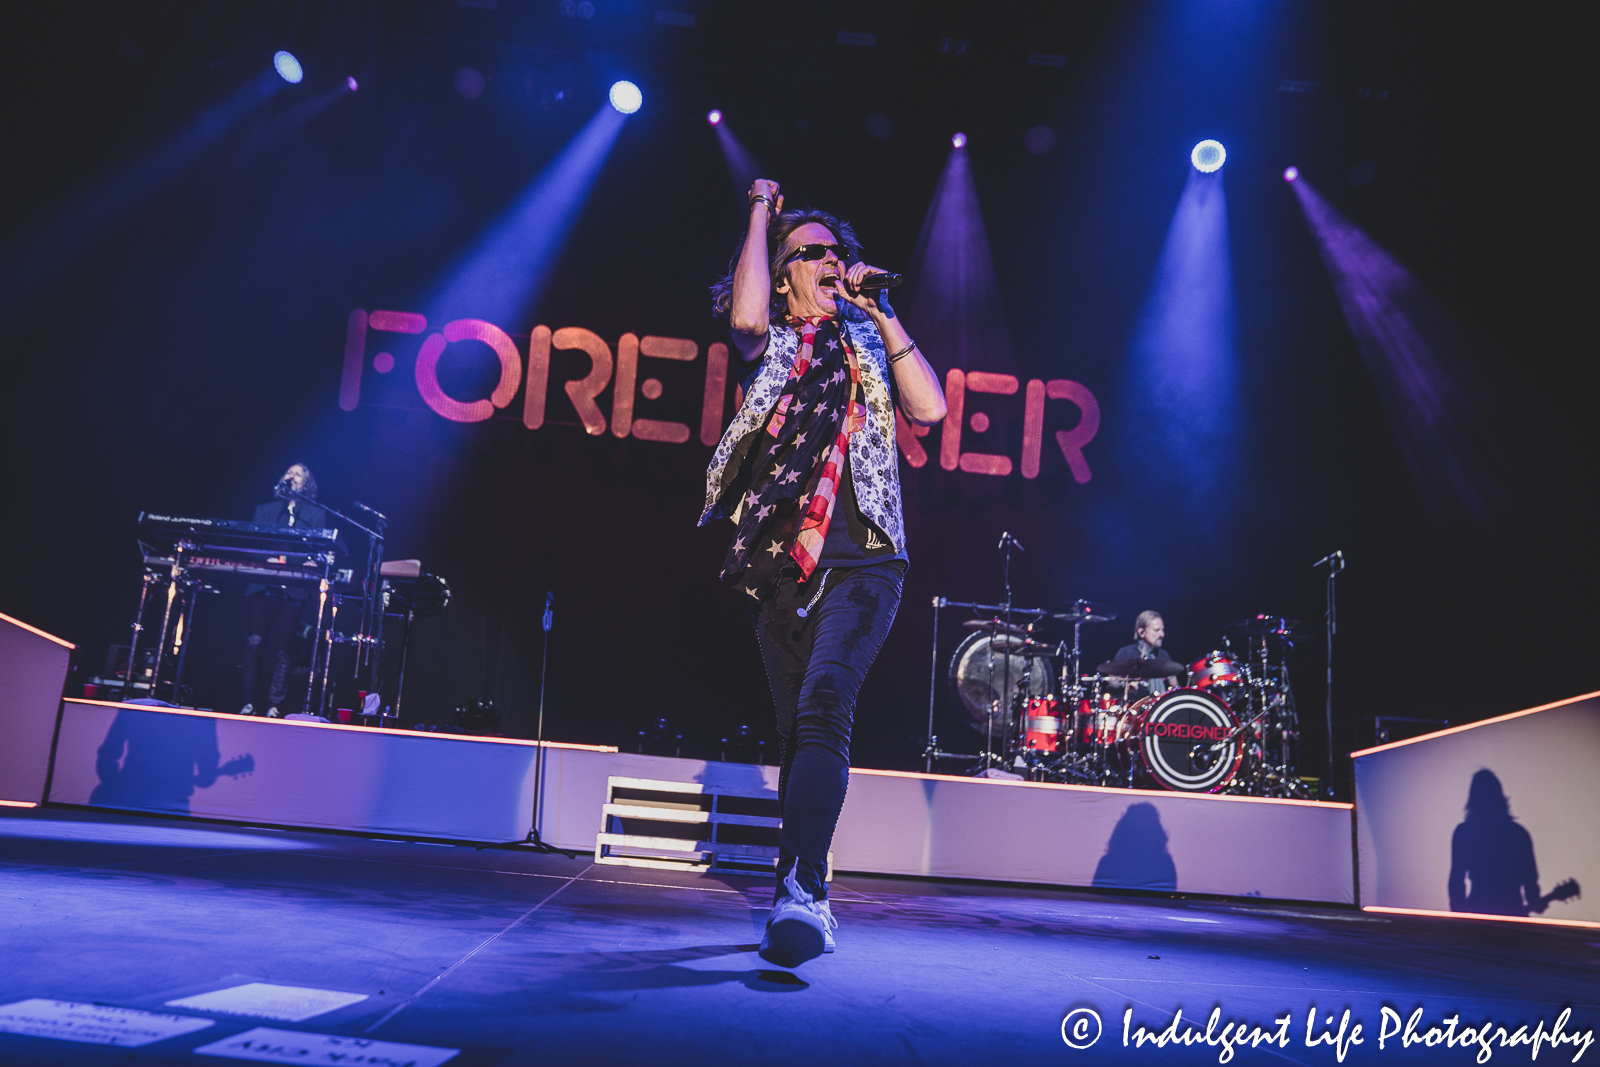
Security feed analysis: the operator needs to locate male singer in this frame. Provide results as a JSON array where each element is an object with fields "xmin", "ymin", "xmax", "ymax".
[{"xmin": 701, "ymin": 179, "xmax": 946, "ymax": 966}]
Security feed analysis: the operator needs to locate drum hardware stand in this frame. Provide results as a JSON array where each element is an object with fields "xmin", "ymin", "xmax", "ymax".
[
  {"xmin": 981, "ymin": 532, "xmax": 1027, "ymax": 774},
  {"xmin": 522, "ymin": 591, "xmax": 575, "ymax": 857},
  {"xmin": 1314, "ymin": 550, "xmax": 1344, "ymax": 798},
  {"xmin": 923, "ymin": 594, "xmax": 1054, "ymax": 774}
]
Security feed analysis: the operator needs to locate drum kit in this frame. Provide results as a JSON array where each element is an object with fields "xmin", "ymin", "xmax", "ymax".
[{"xmin": 926, "ymin": 597, "xmax": 1314, "ymax": 798}]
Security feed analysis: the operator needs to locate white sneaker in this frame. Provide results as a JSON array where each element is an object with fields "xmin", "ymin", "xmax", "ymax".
[
  {"xmin": 239, "ymin": 704, "xmax": 256, "ymax": 716},
  {"xmin": 759, "ymin": 863, "xmax": 838, "ymax": 967},
  {"xmin": 265, "ymin": 706, "xmax": 282, "ymax": 718}
]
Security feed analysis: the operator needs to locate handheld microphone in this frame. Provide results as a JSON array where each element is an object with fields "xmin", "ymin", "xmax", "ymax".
[{"xmin": 856, "ymin": 272, "xmax": 902, "ymax": 290}]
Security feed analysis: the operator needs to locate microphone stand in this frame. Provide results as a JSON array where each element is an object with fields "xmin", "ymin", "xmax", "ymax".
[
  {"xmin": 523, "ymin": 591, "xmax": 575, "ymax": 857},
  {"xmin": 1314, "ymin": 550, "xmax": 1345, "ymax": 798}
]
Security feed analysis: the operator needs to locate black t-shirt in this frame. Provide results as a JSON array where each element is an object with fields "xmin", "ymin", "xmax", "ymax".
[{"xmin": 818, "ymin": 456, "xmax": 905, "ymax": 567}]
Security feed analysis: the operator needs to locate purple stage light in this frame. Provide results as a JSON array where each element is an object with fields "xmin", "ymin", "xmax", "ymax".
[
  {"xmin": 1282, "ymin": 166, "xmax": 1299, "ymax": 182},
  {"xmin": 713, "ymin": 121, "xmax": 770, "ymax": 213},
  {"xmin": 1190, "ymin": 139, "xmax": 1225, "ymax": 173},
  {"xmin": 609, "ymin": 80, "xmax": 642, "ymax": 115},
  {"xmin": 904, "ymin": 142, "xmax": 1016, "ymax": 381},
  {"xmin": 347, "ymin": 76, "xmax": 359, "ymax": 92},
  {"xmin": 273, "ymin": 51, "xmax": 303, "ymax": 85},
  {"xmin": 1290, "ymin": 177, "xmax": 1509, "ymax": 531},
  {"xmin": 706, "ymin": 109, "xmax": 723, "ymax": 126},
  {"xmin": 951, "ymin": 132, "xmax": 968, "ymax": 148}
]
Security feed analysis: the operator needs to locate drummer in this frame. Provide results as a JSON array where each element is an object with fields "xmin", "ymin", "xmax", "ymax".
[{"xmin": 1109, "ymin": 610, "xmax": 1176, "ymax": 698}]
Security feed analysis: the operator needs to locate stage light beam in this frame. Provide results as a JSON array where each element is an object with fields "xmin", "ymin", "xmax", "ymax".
[
  {"xmin": 712, "ymin": 119, "xmax": 770, "ymax": 214},
  {"xmin": 1190, "ymin": 139, "xmax": 1225, "ymax": 173},
  {"xmin": 951, "ymin": 132, "xmax": 968, "ymax": 148},
  {"xmin": 609, "ymin": 80, "xmax": 642, "ymax": 115},
  {"xmin": 273, "ymin": 51, "xmax": 303, "ymax": 85},
  {"xmin": 0, "ymin": 71, "xmax": 285, "ymax": 318},
  {"xmin": 904, "ymin": 141, "xmax": 1015, "ymax": 376},
  {"xmin": 1289, "ymin": 177, "xmax": 1510, "ymax": 532},
  {"xmin": 706, "ymin": 109, "xmax": 723, "ymax": 126},
  {"xmin": 1120, "ymin": 167, "xmax": 1241, "ymax": 542},
  {"xmin": 1283, "ymin": 166, "xmax": 1299, "ymax": 182},
  {"xmin": 423, "ymin": 102, "xmax": 631, "ymax": 326}
]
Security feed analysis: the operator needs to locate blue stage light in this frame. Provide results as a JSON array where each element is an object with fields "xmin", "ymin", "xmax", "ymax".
[
  {"xmin": 1190, "ymin": 139, "xmax": 1226, "ymax": 173},
  {"xmin": 1283, "ymin": 166, "xmax": 1299, "ymax": 182},
  {"xmin": 707, "ymin": 109, "xmax": 723, "ymax": 126},
  {"xmin": 273, "ymin": 51, "xmax": 303, "ymax": 85},
  {"xmin": 347, "ymin": 76, "xmax": 359, "ymax": 93},
  {"xmin": 609, "ymin": 80, "xmax": 642, "ymax": 115},
  {"xmin": 951, "ymin": 132, "xmax": 968, "ymax": 148}
]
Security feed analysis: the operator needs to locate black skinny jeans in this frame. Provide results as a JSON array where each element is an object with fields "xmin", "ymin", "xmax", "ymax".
[{"xmin": 750, "ymin": 560, "xmax": 905, "ymax": 900}]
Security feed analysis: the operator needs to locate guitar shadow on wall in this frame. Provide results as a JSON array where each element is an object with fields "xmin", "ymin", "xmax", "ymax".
[
  {"xmin": 90, "ymin": 708, "xmax": 253, "ymax": 815},
  {"xmin": 1092, "ymin": 802, "xmax": 1178, "ymax": 892},
  {"xmin": 1448, "ymin": 768, "xmax": 1580, "ymax": 917}
]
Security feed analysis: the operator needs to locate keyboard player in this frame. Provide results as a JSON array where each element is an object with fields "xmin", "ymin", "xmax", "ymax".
[{"xmin": 240, "ymin": 464, "xmax": 328, "ymax": 717}]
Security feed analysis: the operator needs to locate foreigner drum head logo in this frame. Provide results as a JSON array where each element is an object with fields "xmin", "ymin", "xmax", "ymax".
[{"xmin": 1138, "ymin": 689, "xmax": 1240, "ymax": 791}]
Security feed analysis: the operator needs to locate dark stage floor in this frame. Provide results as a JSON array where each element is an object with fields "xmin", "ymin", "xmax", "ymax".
[{"xmin": 1, "ymin": 807, "xmax": 1594, "ymax": 1066}]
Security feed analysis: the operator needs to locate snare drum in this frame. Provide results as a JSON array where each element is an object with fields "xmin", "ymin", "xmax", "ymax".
[
  {"xmin": 1075, "ymin": 692, "xmax": 1129, "ymax": 746},
  {"xmin": 1024, "ymin": 696, "xmax": 1064, "ymax": 754}
]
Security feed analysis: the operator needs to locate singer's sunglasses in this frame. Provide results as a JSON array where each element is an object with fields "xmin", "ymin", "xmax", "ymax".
[{"xmin": 784, "ymin": 242, "xmax": 852, "ymax": 264}]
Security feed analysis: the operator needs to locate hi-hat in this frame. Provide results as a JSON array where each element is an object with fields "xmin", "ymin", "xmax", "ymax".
[{"xmin": 1052, "ymin": 600, "xmax": 1117, "ymax": 623}]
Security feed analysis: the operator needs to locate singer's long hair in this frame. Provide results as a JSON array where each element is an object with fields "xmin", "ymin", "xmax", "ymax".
[
  {"xmin": 709, "ymin": 208, "xmax": 861, "ymax": 325},
  {"xmin": 288, "ymin": 464, "xmax": 319, "ymax": 500}
]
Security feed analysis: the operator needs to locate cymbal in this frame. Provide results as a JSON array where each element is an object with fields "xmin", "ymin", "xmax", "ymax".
[
  {"xmin": 988, "ymin": 635, "xmax": 1055, "ymax": 655},
  {"xmin": 1052, "ymin": 600, "xmax": 1117, "ymax": 623},
  {"xmin": 962, "ymin": 617, "xmax": 1030, "ymax": 637},
  {"xmin": 1224, "ymin": 615, "xmax": 1299, "ymax": 635},
  {"xmin": 1096, "ymin": 657, "xmax": 1186, "ymax": 679}
]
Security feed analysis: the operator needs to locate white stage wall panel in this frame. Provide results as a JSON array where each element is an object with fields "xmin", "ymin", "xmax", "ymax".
[
  {"xmin": 48, "ymin": 700, "xmax": 598, "ymax": 842},
  {"xmin": 833, "ymin": 770, "xmax": 1354, "ymax": 903},
  {"xmin": 0, "ymin": 613, "xmax": 75, "ymax": 805},
  {"xmin": 1353, "ymin": 691, "xmax": 1600, "ymax": 923},
  {"xmin": 51, "ymin": 699, "xmax": 1355, "ymax": 903}
]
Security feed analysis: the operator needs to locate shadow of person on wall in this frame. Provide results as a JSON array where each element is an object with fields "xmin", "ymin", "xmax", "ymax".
[
  {"xmin": 1093, "ymin": 802, "xmax": 1178, "ymax": 891},
  {"xmin": 90, "ymin": 709, "xmax": 225, "ymax": 815},
  {"xmin": 1448, "ymin": 769, "xmax": 1544, "ymax": 916}
]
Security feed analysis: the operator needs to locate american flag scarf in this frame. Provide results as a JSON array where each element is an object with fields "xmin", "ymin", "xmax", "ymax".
[{"xmin": 720, "ymin": 317, "xmax": 867, "ymax": 602}]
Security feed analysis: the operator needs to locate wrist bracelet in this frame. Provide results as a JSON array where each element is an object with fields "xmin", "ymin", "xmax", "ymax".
[
  {"xmin": 749, "ymin": 195, "xmax": 773, "ymax": 213},
  {"xmin": 888, "ymin": 341, "xmax": 918, "ymax": 363}
]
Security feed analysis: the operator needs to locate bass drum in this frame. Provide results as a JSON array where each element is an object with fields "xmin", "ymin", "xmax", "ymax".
[
  {"xmin": 1124, "ymin": 687, "xmax": 1242, "ymax": 792},
  {"xmin": 948, "ymin": 630, "xmax": 1054, "ymax": 738}
]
